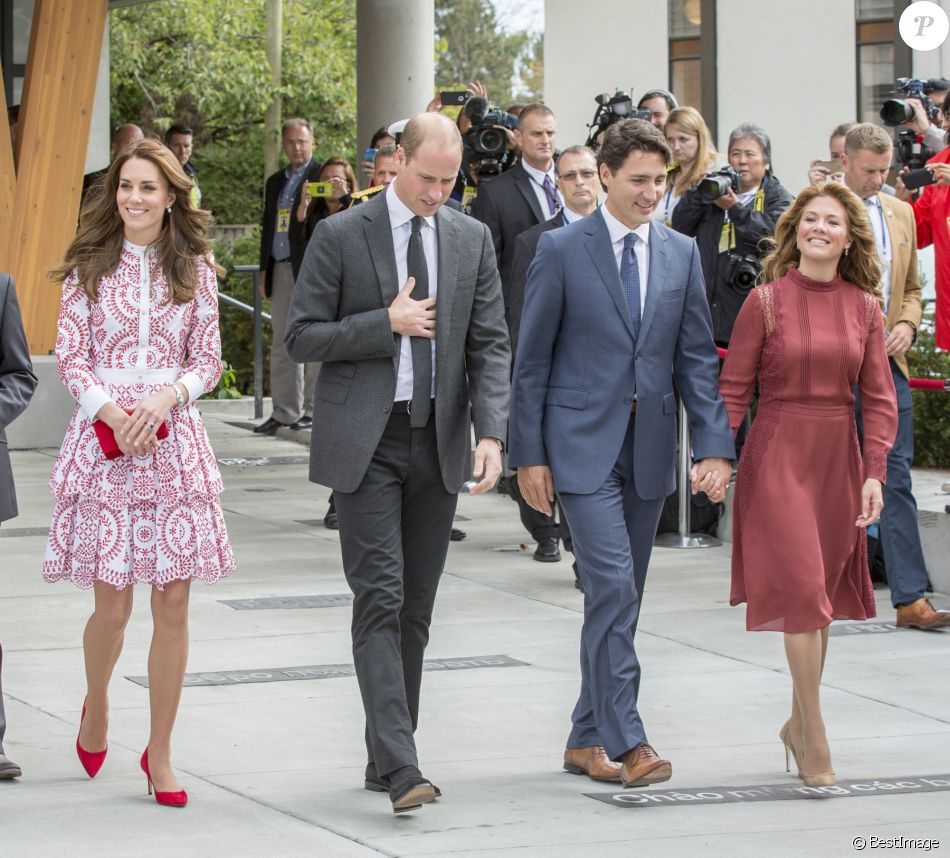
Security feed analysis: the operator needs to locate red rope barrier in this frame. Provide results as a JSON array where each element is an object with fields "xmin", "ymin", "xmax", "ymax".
[{"xmin": 714, "ymin": 347, "xmax": 948, "ymax": 391}]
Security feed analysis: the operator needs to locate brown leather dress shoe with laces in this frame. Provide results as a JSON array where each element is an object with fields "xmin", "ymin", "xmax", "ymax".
[
  {"xmin": 563, "ymin": 746, "xmax": 622, "ymax": 782},
  {"xmin": 896, "ymin": 598, "xmax": 950, "ymax": 630},
  {"xmin": 620, "ymin": 743, "xmax": 672, "ymax": 788}
]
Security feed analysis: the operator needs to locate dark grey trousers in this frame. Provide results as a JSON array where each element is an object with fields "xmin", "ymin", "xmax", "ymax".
[
  {"xmin": 334, "ymin": 412, "xmax": 457, "ymax": 777},
  {"xmin": 0, "ymin": 642, "xmax": 7, "ymax": 754}
]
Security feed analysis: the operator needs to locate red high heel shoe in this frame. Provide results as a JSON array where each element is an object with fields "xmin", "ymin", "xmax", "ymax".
[
  {"xmin": 140, "ymin": 749, "xmax": 188, "ymax": 807},
  {"xmin": 76, "ymin": 702, "xmax": 108, "ymax": 778}
]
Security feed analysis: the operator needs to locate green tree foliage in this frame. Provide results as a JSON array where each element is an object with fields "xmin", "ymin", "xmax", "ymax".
[
  {"xmin": 110, "ymin": 0, "xmax": 356, "ymax": 225},
  {"xmin": 906, "ymin": 302, "xmax": 950, "ymax": 468},
  {"xmin": 435, "ymin": 0, "xmax": 540, "ymax": 106}
]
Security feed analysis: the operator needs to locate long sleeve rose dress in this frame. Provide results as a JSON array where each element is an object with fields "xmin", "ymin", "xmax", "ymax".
[
  {"xmin": 718, "ymin": 267, "xmax": 897, "ymax": 632},
  {"xmin": 43, "ymin": 241, "xmax": 235, "ymax": 590}
]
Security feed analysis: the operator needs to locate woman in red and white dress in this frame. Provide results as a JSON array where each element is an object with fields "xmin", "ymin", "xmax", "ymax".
[{"xmin": 44, "ymin": 138, "xmax": 234, "ymax": 807}]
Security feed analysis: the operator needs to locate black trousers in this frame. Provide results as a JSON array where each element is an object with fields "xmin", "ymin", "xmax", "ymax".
[{"xmin": 334, "ymin": 413, "xmax": 457, "ymax": 777}]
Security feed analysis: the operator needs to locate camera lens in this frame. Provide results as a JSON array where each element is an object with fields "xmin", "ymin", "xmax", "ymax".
[
  {"xmin": 478, "ymin": 128, "xmax": 504, "ymax": 155},
  {"xmin": 880, "ymin": 99, "xmax": 915, "ymax": 127},
  {"xmin": 700, "ymin": 176, "xmax": 731, "ymax": 202}
]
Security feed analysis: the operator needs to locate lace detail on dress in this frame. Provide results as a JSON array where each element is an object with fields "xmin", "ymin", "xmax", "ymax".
[
  {"xmin": 855, "ymin": 290, "xmax": 877, "ymax": 353},
  {"xmin": 758, "ymin": 284, "xmax": 775, "ymax": 337},
  {"xmin": 734, "ymin": 284, "xmax": 785, "ymax": 534}
]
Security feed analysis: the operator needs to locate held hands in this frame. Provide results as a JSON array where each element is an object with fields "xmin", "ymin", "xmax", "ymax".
[
  {"xmin": 518, "ymin": 465, "xmax": 555, "ymax": 516},
  {"xmin": 690, "ymin": 457, "xmax": 732, "ymax": 502},
  {"xmin": 468, "ymin": 438, "xmax": 503, "ymax": 495},
  {"xmin": 885, "ymin": 321, "xmax": 915, "ymax": 357},
  {"xmin": 389, "ymin": 277, "xmax": 436, "ymax": 338},
  {"xmin": 856, "ymin": 478, "xmax": 884, "ymax": 527},
  {"xmin": 98, "ymin": 388, "xmax": 178, "ymax": 457}
]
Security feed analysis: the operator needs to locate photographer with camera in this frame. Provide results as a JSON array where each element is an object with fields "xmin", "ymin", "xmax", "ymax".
[
  {"xmin": 807, "ymin": 122, "xmax": 853, "ymax": 186},
  {"xmin": 656, "ymin": 106, "xmax": 723, "ymax": 226},
  {"xmin": 637, "ymin": 88, "xmax": 679, "ymax": 129},
  {"xmin": 672, "ymin": 122, "xmax": 793, "ymax": 346},
  {"xmin": 894, "ymin": 78, "xmax": 950, "ymax": 158}
]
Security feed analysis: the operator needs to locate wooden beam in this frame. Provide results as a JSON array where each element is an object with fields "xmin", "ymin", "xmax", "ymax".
[
  {"xmin": 0, "ymin": 76, "xmax": 15, "ymax": 259},
  {"xmin": 8, "ymin": 0, "xmax": 108, "ymax": 355}
]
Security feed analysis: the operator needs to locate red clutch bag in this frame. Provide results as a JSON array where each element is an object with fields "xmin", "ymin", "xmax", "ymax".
[{"xmin": 92, "ymin": 409, "xmax": 168, "ymax": 460}]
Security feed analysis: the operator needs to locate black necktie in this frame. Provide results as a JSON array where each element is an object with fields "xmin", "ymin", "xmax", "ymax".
[{"xmin": 408, "ymin": 216, "xmax": 432, "ymax": 427}]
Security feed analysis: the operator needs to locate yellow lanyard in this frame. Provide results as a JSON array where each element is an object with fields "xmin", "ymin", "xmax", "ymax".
[{"xmin": 719, "ymin": 185, "xmax": 765, "ymax": 253}]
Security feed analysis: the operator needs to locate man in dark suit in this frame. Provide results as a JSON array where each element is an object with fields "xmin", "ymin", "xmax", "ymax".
[
  {"xmin": 255, "ymin": 118, "xmax": 322, "ymax": 434},
  {"xmin": 506, "ymin": 144, "xmax": 599, "ymax": 589},
  {"xmin": 0, "ymin": 273, "xmax": 38, "ymax": 779},
  {"xmin": 510, "ymin": 120, "xmax": 734, "ymax": 788},
  {"xmin": 471, "ymin": 102, "xmax": 566, "ymax": 562},
  {"xmin": 285, "ymin": 113, "xmax": 510, "ymax": 814}
]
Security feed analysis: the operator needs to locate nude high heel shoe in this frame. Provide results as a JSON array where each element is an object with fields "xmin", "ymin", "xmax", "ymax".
[
  {"xmin": 779, "ymin": 720, "xmax": 804, "ymax": 779},
  {"xmin": 801, "ymin": 735, "xmax": 836, "ymax": 787}
]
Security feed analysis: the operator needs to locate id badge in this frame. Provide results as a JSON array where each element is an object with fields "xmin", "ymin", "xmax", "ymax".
[
  {"xmin": 277, "ymin": 207, "xmax": 291, "ymax": 234},
  {"xmin": 719, "ymin": 221, "xmax": 735, "ymax": 253},
  {"xmin": 462, "ymin": 186, "xmax": 477, "ymax": 212}
]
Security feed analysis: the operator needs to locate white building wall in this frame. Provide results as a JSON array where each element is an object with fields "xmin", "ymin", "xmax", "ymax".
[
  {"xmin": 716, "ymin": 0, "xmax": 855, "ymax": 195},
  {"xmin": 544, "ymin": 0, "xmax": 669, "ymax": 149}
]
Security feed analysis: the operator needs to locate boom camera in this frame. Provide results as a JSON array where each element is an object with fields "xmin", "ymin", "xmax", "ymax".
[
  {"xmin": 462, "ymin": 96, "xmax": 517, "ymax": 180},
  {"xmin": 585, "ymin": 91, "xmax": 651, "ymax": 149}
]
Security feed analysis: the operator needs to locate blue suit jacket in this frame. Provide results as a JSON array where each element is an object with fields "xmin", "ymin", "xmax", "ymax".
[{"xmin": 508, "ymin": 208, "xmax": 735, "ymax": 499}]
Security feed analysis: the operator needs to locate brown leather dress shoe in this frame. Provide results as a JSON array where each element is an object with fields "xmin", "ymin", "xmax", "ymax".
[
  {"xmin": 620, "ymin": 743, "xmax": 672, "ymax": 788},
  {"xmin": 896, "ymin": 598, "xmax": 950, "ymax": 630},
  {"xmin": 563, "ymin": 746, "xmax": 622, "ymax": 782}
]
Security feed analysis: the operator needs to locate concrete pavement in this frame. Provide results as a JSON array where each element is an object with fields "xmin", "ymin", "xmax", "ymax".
[{"xmin": 1, "ymin": 404, "xmax": 949, "ymax": 857}]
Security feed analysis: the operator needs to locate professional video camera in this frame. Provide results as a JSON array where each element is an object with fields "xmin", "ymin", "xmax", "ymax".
[
  {"xmin": 585, "ymin": 90, "xmax": 651, "ymax": 149},
  {"xmin": 880, "ymin": 78, "xmax": 941, "ymax": 127},
  {"xmin": 725, "ymin": 252, "xmax": 761, "ymax": 291},
  {"xmin": 700, "ymin": 166, "xmax": 741, "ymax": 202},
  {"xmin": 895, "ymin": 129, "xmax": 935, "ymax": 169},
  {"xmin": 461, "ymin": 96, "xmax": 517, "ymax": 180}
]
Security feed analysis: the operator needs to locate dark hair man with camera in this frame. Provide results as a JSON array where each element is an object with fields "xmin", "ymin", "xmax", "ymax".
[
  {"xmin": 672, "ymin": 122, "xmax": 793, "ymax": 346},
  {"xmin": 840, "ymin": 124, "xmax": 949, "ymax": 631},
  {"xmin": 471, "ymin": 102, "xmax": 562, "ymax": 560},
  {"xmin": 509, "ymin": 118, "xmax": 733, "ymax": 788}
]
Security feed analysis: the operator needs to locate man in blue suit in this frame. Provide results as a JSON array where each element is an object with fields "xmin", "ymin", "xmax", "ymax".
[{"xmin": 509, "ymin": 119, "xmax": 735, "ymax": 788}]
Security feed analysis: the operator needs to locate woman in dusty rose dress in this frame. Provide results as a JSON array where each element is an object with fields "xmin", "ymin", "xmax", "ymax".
[
  {"xmin": 718, "ymin": 183, "xmax": 897, "ymax": 787},
  {"xmin": 44, "ymin": 139, "xmax": 234, "ymax": 807}
]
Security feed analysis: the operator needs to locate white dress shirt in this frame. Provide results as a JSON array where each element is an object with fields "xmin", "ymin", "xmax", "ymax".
[
  {"xmin": 387, "ymin": 182, "xmax": 438, "ymax": 401},
  {"xmin": 561, "ymin": 204, "xmax": 591, "ymax": 225},
  {"xmin": 600, "ymin": 204, "xmax": 650, "ymax": 315},
  {"xmin": 521, "ymin": 160, "xmax": 562, "ymax": 218},
  {"xmin": 865, "ymin": 194, "xmax": 893, "ymax": 313}
]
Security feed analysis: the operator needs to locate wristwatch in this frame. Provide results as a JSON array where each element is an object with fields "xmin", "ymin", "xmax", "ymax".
[{"xmin": 170, "ymin": 383, "xmax": 186, "ymax": 407}]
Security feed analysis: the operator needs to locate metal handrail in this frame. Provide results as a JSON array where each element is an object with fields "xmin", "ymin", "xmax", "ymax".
[{"xmin": 219, "ymin": 264, "xmax": 267, "ymax": 419}]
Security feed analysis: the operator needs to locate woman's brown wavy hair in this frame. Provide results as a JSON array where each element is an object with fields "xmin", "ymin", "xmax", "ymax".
[
  {"xmin": 50, "ymin": 138, "xmax": 220, "ymax": 303},
  {"xmin": 760, "ymin": 181, "xmax": 883, "ymax": 302}
]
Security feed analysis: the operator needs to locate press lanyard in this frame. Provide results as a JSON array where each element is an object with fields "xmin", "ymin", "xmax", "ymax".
[{"xmin": 719, "ymin": 183, "xmax": 765, "ymax": 254}]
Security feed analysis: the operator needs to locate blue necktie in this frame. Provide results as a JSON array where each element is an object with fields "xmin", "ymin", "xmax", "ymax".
[{"xmin": 620, "ymin": 233, "xmax": 642, "ymax": 340}]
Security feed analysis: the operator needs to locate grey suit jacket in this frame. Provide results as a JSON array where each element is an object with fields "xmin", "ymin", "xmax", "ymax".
[
  {"xmin": 285, "ymin": 187, "xmax": 510, "ymax": 494},
  {"xmin": 0, "ymin": 274, "xmax": 38, "ymax": 522}
]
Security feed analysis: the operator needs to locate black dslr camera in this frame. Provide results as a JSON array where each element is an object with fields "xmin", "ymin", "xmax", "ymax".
[
  {"xmin": 585, "ymin": 91, "xmax": 651, "ymax": 148},
  {"xmin": 880, "ymin": 78, "xmax": 941, "ymax": 127},
  {"xmin": 895, "ymin": 130, "xmax": 935, "ymax": 170},
  {"xmin": 700, "ymin": 166, "xmax": 741, "ymax": 202},
  {"xmin": 462, "ymin": 96, "xmax": 517, "ymax": 180},
  {"xmin": 726, "ymin": 253, "xmax": 761, "ymax": 291}
]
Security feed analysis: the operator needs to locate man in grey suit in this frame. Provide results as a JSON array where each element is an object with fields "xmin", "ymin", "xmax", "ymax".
[
  {"xmin": 285, "ymin": 113, "xmax": 510, "ymax": 814},
  {"xmin": 0, "ymin": 273, "xmax": 39, "ymax": 780},
  {"xmin": 509, "ymin": 120, "xmax": 734, "ymax": 789}
]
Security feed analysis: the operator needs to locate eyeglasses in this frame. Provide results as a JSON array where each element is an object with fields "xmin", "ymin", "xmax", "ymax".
[{"xmin": 559, "ymin": 170, "xmax": 597, "ymax": 182}]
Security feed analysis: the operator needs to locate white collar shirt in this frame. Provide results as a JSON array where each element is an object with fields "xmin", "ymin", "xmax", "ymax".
[
  {"xmin": 386, "ymin": 181, "xmax": 438, "ymax": 400},
  {"xmin": 601, "ymin": 203, "xmax": 650, "ymax": 314},
  {"xmin": 521, "ymin": 159, "xmax": 562, "ymax": 219},
  {"xmin": 865, "ymin": 194, "xmax": 893, "ymax": 314}
]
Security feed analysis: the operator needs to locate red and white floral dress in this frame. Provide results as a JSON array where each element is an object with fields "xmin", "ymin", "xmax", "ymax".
[{"xmin": 43, "ymin": 241, "xmax": 235, "ymax": 590}]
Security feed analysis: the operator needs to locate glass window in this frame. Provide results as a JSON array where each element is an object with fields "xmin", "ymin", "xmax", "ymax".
[
  {"xmin": 13, "ymin": 0, "xmax": 32, "ymax": 65},
  {"xmin": 858, "ymin": 42, "xmax": 894, "ymax": 125},
  {"xmin": 671, "ymin": 58, "xmax": 702, "ymax": 110},
  {"xmin": 857, "ymin": 0, "xmax": 894, "ymax": 21},
  {"xmin": 669, "ymin": 0, "xmax": 701, "ymax": 38}
]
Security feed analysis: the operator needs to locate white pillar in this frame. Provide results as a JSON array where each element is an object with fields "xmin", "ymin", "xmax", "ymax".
[{"xmin": 357, "ymin": 0, "xmax": 434, "ymax": 153}]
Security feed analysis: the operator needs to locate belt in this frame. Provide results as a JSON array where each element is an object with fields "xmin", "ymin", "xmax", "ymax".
[
  {"xmin": 95, "ymin": 367, "xmax": 182, "ymax": 384},
  {"xmin": 273, "ymin": 258, "xmax": 292, "ymax": 265},
  {"xmin": 390, "ymin": 399, "xmax": 435, "ymax": 416}
]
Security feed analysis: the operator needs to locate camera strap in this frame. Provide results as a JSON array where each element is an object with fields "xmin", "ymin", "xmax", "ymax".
[{"xmin": 719, "ymin": 184, "xmax": 766, "ymax": 253}]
